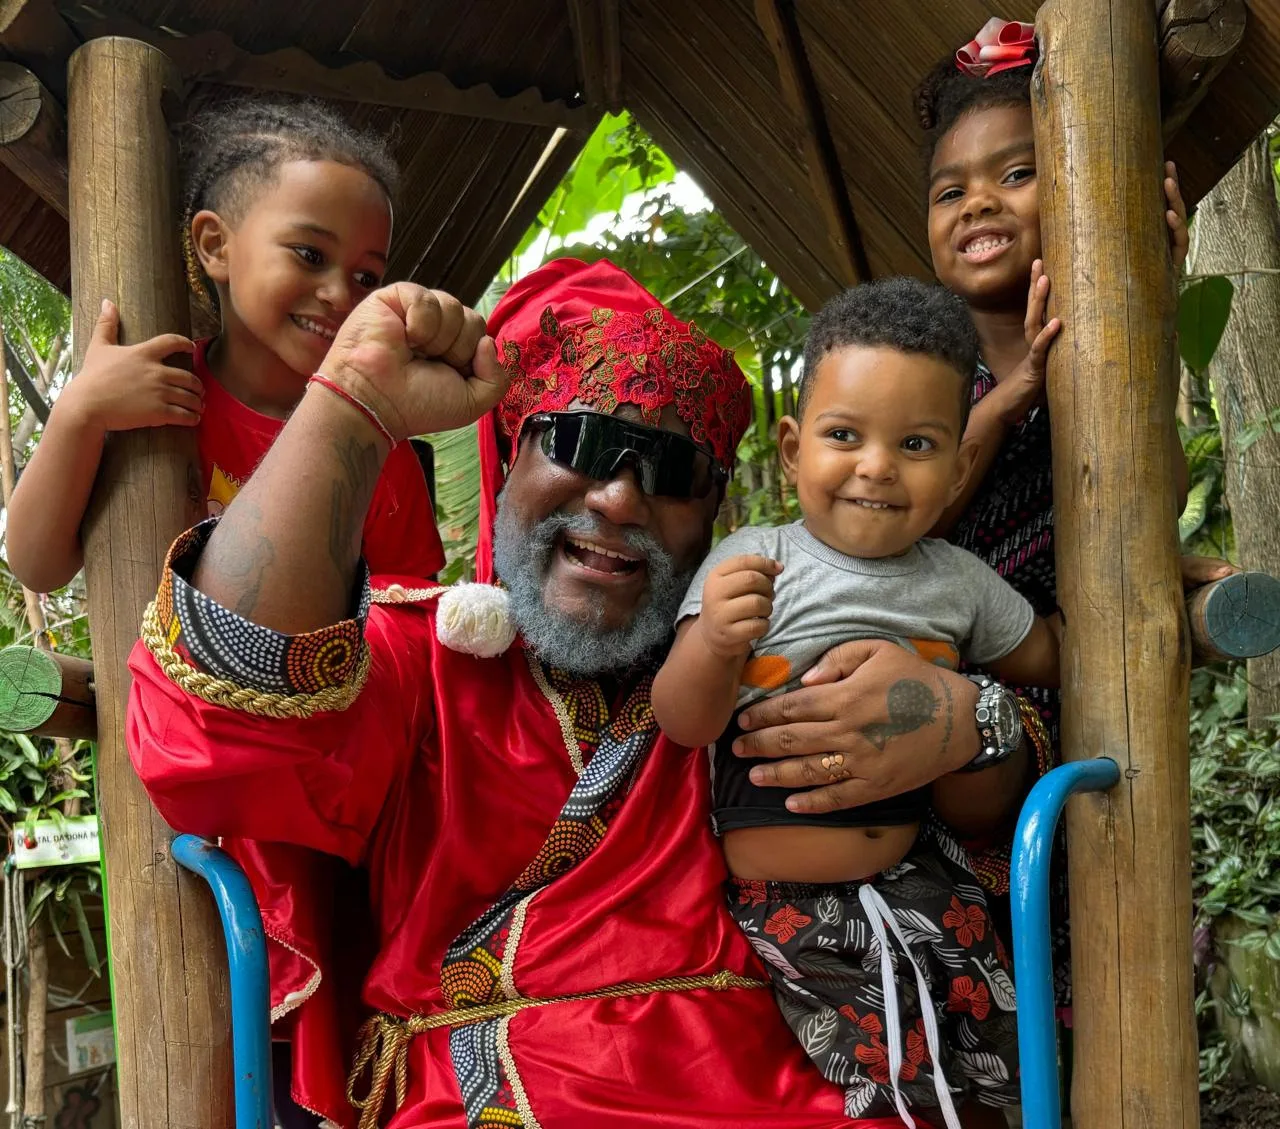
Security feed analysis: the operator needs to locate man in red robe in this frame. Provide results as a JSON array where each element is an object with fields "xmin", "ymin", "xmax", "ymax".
[{"xmin": 128, "ymin": 260, "xmax": 1046, "ymax": 1128}]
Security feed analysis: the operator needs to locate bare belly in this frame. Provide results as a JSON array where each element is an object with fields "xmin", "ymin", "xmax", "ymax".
[{"xmin": 722, "ymin": 821, "xmax": 920, "ymax": 884}]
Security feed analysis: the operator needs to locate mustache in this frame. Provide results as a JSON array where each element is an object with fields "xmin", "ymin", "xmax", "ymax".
[{"xmin": 525, "ymin": 510, "xmax": 672, "ymax": 570}]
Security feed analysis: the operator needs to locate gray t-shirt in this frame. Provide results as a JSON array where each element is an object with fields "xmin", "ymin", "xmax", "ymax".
[{"xmin": 678, "ymin": 521, "xmax": 1035, "ymax": 708}]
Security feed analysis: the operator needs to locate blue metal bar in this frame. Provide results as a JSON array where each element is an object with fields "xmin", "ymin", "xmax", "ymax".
[
  {"xmin": 172, "ymin": 834, "xmax": 272, "ymax": 1129},
  {"xmin": 1011, "ymin": 758, "xmax": 1120, "ymax": 1129}
]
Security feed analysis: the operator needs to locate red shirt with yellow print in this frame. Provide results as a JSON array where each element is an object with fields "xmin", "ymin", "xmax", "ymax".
[{"xmin": 193, "ymin": 339, "xmax": 444, "ymax": 582}]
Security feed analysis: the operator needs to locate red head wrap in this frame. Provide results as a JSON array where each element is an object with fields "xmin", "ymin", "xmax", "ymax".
[
  {"xmin": 955, "ymin": 18, "xmax": 1036, "ymax": 79},
  {"xmin": 473, "ymin": 257, "xmax": 752, "ymax": 581}
]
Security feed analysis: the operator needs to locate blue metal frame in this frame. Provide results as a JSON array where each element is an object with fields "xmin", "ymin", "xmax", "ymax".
[
  {"xmin": 172, "ymin": 834, "xmax": 273, "ymax": 1129},
  {"xmin": 1010, "ymin": 758, "xmax": 1120, "ymax": 1129}
]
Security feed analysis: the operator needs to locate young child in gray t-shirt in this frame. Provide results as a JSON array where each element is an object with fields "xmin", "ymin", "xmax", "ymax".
[{"xmin": 652, "ymin": 279, "xmax": 1060, "ymax": 1129}]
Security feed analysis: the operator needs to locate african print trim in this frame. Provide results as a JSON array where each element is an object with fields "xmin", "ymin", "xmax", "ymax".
[
  {"xmin": 150, "ymin": 519, "xmax": 371, "ymax": 694},
  {"xmin": 442, "ymin": 663, "xmax": 658, "ymax": 1129}
]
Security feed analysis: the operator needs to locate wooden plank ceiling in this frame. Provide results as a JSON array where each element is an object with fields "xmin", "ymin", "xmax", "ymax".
[{"xmin": 2, "ymin": 0, "xmax": 1280, "ymax": 311}]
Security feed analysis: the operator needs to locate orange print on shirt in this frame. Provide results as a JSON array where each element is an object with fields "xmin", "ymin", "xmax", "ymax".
[
  {"xmin": 742, "ymin": 654, "xmax": 793, "ymax": 690},
  {"xmin": 908, "ymin": 638, "xmax": 960, "ymax": 670},
  {"xmin": 207, "ymin": 464, "xmax": 243, "ymax": 517}
]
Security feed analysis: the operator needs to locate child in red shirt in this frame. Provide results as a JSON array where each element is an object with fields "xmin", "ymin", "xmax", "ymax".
[{"xmin": 9, "ymin": 98, "xmax": 442, "ymax": 592}]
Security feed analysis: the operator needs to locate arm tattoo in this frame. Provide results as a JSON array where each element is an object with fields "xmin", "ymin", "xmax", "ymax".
[
  {"xmin": 328, "ymin": 434, "xmax": 381, "ymax": 574},
  {"xmin": 859, "ymin": 678, "xmax": 940, "ymax": 751},
  {"xmin": 200, "ymin": 500, "xmax": 276, "ymax": 619},
  {"xmin": 938, "ymin": 676, "xmax": 954, "ymax": 758}
]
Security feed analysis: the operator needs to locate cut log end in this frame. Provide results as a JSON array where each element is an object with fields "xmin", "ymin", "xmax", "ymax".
[{"xmin": 1188, "ymin": 571, "xmax": 1280, "ymax": 662}]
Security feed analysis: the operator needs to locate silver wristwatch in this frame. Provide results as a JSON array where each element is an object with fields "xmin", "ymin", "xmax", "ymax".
[{"xmin": 961, "ymin": 675, "xmax": 1023, "ymax": 772}]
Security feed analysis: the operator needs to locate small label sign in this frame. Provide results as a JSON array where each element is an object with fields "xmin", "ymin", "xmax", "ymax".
[
  {"xmin": 66, "ymin": 1011, "xmax": 115, "ymax": 1075},
  {"xmin": 11, "ymin": 817, "xmax": 100, "ymax": 869}
]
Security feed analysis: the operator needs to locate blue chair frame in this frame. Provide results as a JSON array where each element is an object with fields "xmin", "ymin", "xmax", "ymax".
[
  {"xmin": 172, "ymin": 834, "xmax": 273, "ymax": 1129},
  {"xmin": 173, "ymin": 760, "xmax": 1119, "ymax": 1128},
  {"xmin": 1010, "ymin": 758, "xmax": 1120, "ymax": 1129}
]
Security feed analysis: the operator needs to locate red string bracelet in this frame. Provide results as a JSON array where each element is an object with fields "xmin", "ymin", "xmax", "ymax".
[{"xmin": 308, "ymin": 374, "xmax": 397, "ymax": 448}]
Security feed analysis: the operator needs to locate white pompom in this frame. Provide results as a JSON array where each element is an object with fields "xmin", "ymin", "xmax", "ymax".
[{"xmin": 435, "ymin": 583, "xmax": 517, "ymax": 657}]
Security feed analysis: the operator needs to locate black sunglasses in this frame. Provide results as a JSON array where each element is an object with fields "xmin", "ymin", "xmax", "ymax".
[{"xmin": 521, "ymin": 411, "xmax": 728, "ymax": 500}]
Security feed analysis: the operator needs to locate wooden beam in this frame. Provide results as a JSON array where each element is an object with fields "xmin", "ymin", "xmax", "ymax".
[
  {"xmin": 0, "ymin": 645, "xmax": 95, "ymax": 739},
  {"xmin": 0, "ymin": 0, "xmax": 78, "ymax": 99},
  {"xmin": 0, "ymin": 62, "xmax": 66, "ymax": 217},
  {"xmin": 68, "ymin": 36, "xmax": 232, "ymax": 1128},
  {"xmin": 753, "ymin": 0, "xmax": 867, "ymax": 286},
  {"xmin": 1188, "ymin": 571, "xmax": 1280, "ymax": 664},
  {"xmin": 1160, "ymin": 0, "xmax": 1247, "ymax": 142},
  {"xmin": 1033, "ymin": 2, "xmax": 1198, "ymax": 1128},
  {"xmin": 566, "ymin": 0, "xmax": 622, "ymax": 112},
  {"xmin": 61, "ymin": 6, "xmax": 593, "ymax": 131}
]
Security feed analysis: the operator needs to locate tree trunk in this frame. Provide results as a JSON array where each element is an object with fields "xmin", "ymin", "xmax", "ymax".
[{"xmin": 1191, "ymin": 134, "xmax": 1280, "ymax": 726}]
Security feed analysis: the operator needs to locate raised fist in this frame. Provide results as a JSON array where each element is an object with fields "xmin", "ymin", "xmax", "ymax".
[{"xmin": 317, "ymin": 283, "xmax": 509, "ymax": 440}]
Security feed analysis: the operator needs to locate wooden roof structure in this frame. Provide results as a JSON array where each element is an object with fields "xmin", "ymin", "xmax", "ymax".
[{"xmin": 2, "ymin": 0, "xmax": 1278, "ymax": 310}]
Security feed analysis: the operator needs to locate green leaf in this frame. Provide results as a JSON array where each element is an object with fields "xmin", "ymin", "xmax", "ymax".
[
  {"xmin": 1178, "ymin": 473, "xmax": 1215, "ymax": 543},
  {"xmin": 68, "ymin": 889, "xmax": 101, "ymax": 976},
  {"xmin": 1178, "ymin": 275, "xmax": 1234, "ymax": 373},
  {"xmin": 12, "ymin": 733, "xmax": 40, "ymax": 765},
  {"xmin": 1234, "ymin": 406, "xmax": 1280, "ymax": 454},
  {"xmin": 25, "ymin": 877, "xmax": 53, "ymax": 925}
]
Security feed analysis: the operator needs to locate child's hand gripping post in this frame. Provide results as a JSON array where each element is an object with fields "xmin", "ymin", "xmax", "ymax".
[
  {"xmin": 652, "ymin": 555, "xmax": 782, "ymax": 749},
  {"xmin": 987, "ymin": 259, "xmax": 1062, "ymax": 428},
  {"xmin": 316, "ymin": 283, "xmax": 508, "ymax": 444},
  {"xmin": 1165, "ymin": 161, "xmax": 1189, "ymax": 271},
  {"xmin": 6, "ymin": 299, "xmax": 201, "ymax": 593},
  {"xmin": 60, "ymin": 299, "xmax": 201, "ymax": 433}
]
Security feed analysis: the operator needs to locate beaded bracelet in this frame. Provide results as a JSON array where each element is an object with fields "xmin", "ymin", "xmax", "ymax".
[{"xmin": 307, "ymin": 374, "xmax": 398, "ymax": 448}]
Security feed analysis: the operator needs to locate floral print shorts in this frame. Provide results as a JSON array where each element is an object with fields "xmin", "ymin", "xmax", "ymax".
[{"xmin": 728, "ymin": 823, "xmax": 1019, "ymax": 1123}]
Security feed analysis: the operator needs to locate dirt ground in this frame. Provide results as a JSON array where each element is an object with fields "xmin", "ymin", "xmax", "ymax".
[{"xmin": 1201, "ymin": 1086, "xmax": 1280, "ymax": 1129}]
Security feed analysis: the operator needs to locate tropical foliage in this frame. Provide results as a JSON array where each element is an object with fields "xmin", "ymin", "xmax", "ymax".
[{"xmin": 0, "ymin": 249, "xmax": 100, "ymax": 972}]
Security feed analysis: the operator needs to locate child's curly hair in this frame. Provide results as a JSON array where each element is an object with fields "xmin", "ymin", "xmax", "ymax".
[
  {"xmin": 800, "ymin": 277, "xmax": 979, "ymax": 428},
  {"xmin": 913, "ymin": 59, "xmax": 1032, "ymax": 169},
  {"xmin": 179, "ymin": 97, "xmax": 399, "ymax": 315}
]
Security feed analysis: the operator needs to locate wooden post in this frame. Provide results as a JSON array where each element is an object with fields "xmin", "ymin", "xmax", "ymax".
[
  {"xmin": 1032, "ymin": 4, "xmax": 1199, "ymax": 1128},
  {"xmin": 67, "ymin": 37, "xmax": 231, "ymax": 1129}
]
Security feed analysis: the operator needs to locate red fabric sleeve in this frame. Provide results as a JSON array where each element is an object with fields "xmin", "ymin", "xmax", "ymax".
[
  {"xmin": 361, "ymin": 441, "xmax": 444, "ymax": 581},
  {"xmin": 127, "ymin": 604, "xmax": 434, "ymax": 866}
]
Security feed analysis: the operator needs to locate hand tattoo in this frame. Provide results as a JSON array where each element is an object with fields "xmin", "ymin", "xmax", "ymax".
[{"xmin": 859, "ymin": 679, "xmax": 939, "ymax": 751}]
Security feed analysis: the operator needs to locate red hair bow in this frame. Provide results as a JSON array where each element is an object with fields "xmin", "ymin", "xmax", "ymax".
[{"xmin": 956, "ymin": 17, "xmax": 1036, "ymax": 79}]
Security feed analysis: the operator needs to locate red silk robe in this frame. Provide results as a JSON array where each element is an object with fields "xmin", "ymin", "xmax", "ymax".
[{"xmin": 127, "ymin": 556, "xmax": 904, "ymax": 1129}]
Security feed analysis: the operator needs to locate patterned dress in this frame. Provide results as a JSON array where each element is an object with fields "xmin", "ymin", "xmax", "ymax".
[{"xmin": 948, "ymin": 360, "xmax": 1071, "ymax": 1009}]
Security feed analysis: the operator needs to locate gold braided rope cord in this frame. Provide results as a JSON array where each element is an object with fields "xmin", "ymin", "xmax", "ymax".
[
  {"xmin": 346, "ymin": 971, "xmax": 767, "ymax": 1127},
  {"xmin": 141, "ymin": 600, "xmax": 371, "ymax": 719}
]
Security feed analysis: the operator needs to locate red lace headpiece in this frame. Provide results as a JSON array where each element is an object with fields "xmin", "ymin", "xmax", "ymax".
[
  {"xmin": 489, "ymin": 257, "xmax": 750, "ymax": 468},
  {"xmin": 473, "ymin": 257, "xmax": 752, "ymax": 582},
  {"xmin": 955, "ymin": 18, "xmax": 1036, "ymax": 79}
]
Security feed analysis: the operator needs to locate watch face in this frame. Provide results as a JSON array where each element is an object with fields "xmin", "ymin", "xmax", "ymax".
[{"xmin": 995, "ymin": 692, "xmax": 1019, "ymax": 737}]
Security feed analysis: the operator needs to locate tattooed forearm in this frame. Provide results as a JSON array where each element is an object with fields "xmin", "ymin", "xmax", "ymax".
[
  {"xmin": 328, "ymin": 434, "xmax": 381, "ymax": 574},
  {"xmin": 858, "ymin": 678, "xmax": 939, "ymax": 751},
  {"xmin": 195, "ymin": 499, "xmax": 276, "ymax": 619},
  {"xmin": 938, "ymin": 676, "xmax": 954, "ymax": 758}
]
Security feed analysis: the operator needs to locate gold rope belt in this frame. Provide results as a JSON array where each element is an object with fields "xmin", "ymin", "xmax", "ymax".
[{"xmin": 345, "ymin": 970, "xmax": 767, "ymax": 1128}]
